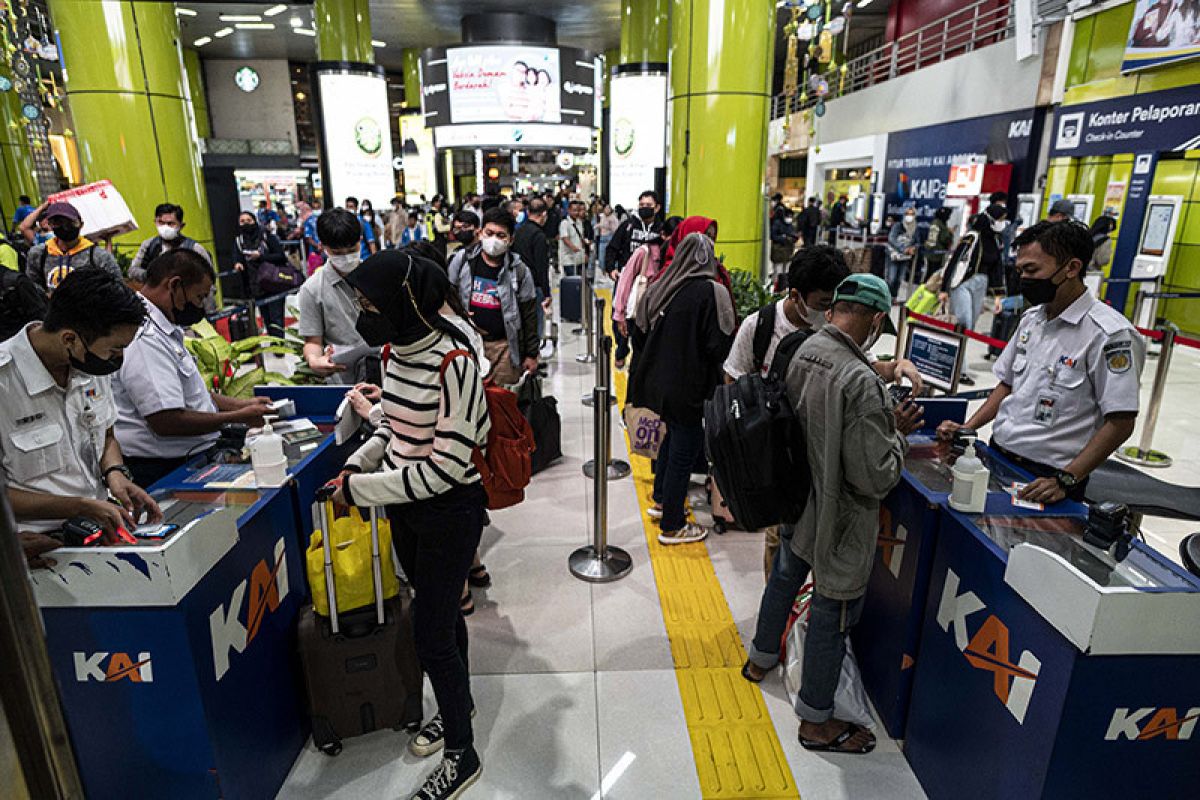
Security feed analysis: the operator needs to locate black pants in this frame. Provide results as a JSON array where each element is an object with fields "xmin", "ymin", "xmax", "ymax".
[
  {"xmin": 258, "ymin": 296, "xmax": 286, "ymax": 338},
  {"xmin": 125, "ymin": 454, "xmax": 192, "ymax": 489},
  {"xmin": 613, "ymin": 324, "xmax": 630, "ymax": 363},
  {"xmin": 990, "ymin": 440, "xmax": 1089, "ymax": 502},
  {"xmin": 387, "ymin": 482, "xmax": 487, "ymax": 751}
]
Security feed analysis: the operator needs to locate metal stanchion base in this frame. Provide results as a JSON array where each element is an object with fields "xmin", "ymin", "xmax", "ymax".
[
  {"xmin": 568, "ymin": 545, "xmax": 633, "ymax": 583},
  {"xmin": 1116, "ymin": 446, "xmax": 1173, "ymax": 468},
  {"xmin": 583, "ymin": 459, "xmax": 632, "ymax": 480},
  {"xmin": 576, "ymin": 353, "xmax": 597, "ymax": 364},
  {"xmin": 581, "ymin": 392, "xmax": 615, "ymax": 407}
]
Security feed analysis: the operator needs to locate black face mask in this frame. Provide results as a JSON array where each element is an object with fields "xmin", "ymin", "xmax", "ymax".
[
  {"xmin": 69, "ymin": 339, "xmax": 123, "ymax": 376},
  {"xmin": 53, "ymin": 223, "xmax": 81, "ymax": 242},
  {"xmin": 454, "ymin": 229, "xmax": 475, "ymax": 245},
  {"xmin": 1020, "ymin": 264, "xmax": 1068, "ymax": 307},
  {"xmin": 356, "ymin": 309, "xmax": 400, "ymax": 347},
  {"xmin": 172, "ymin": 285, "xmax": 206, "ymax": 326},
  {"xmin": 239, "ymin": 222, "xmax": 259, "ymax": 237},
  {"xmin": 637, "ymin": 206, "xmax": 655, "ymax": 221}
]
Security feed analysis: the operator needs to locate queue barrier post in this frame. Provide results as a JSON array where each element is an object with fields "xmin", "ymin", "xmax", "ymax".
[
  {"xmin": 582, "ymin": 293, "xmax": 616, "ymax": 408},
  {"xmin": 575, "ymin": 268, "xmax": 596, "ymax": 364},
  {"xmin": 583, "ymin": 311, "xmax": 631, "ymax": 481},
  {"xmin": 1117, "ymin": 325, "xmax": 1176, "ymax": 468},
  {"xmin": 570, "ymin": 334, "xmax": 633, "ymax": 583}
]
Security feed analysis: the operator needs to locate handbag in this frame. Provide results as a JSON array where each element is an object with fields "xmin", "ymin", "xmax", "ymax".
[
  {"xmin": 306, "ymin": 507, "xmax": 401, "ymax": 618},
  {"xmin": 623, "ymin": 405, "xmax": 666, "ymax": 459},
  {"xmin": 518, "ymin": 376, "xmax": 563, "ymax": 474},
  {"xmin": 258, "ymin": 258, "xmax": 306, "ymax": 295},
  {"xmin": 625, "ymin": 273, "xmax": 648, "ymax": 319}
]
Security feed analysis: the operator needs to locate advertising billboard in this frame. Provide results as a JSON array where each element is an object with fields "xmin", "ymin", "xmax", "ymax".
[
  {"xmin": 315, "ymin": 69, "xmax": 395, "ymax": 208},
  {"xmin": 1123, "ymin": 0, "xmax": 1200, "ymax": 73},
  {"xmin": 432, "ymin": 123, "xmax": 593, "ymax": 150},
  {"xmin": 608, "ymin": 73, "xmax": 667, "ymax": 210}
]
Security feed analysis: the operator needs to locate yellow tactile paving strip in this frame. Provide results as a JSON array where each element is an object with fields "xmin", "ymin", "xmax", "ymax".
[{"xmin": 599, "ymin": 289, "xmax": 800, "ymax": 799}]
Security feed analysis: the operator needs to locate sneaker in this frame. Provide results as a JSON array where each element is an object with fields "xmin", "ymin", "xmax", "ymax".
[
  {"xmin": 409, "ymin": 709, "xmax": 478, "ymax": 758},
  {"xmin": 410, "ymin": 748, "xmax": 481, "ymax": 800},
  {"xmin": 647, "ymin": 504, "xmax": 664, "ymax": 520},
  {"xmin": 539, "ymin": 340, "xmax": 555, "ymax": 359},
  {"xmin": 658, "ymin": 523, "xmax": 709, "ymax": 545}
]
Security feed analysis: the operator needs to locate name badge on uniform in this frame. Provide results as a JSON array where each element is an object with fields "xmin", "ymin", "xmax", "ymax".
[
  {"xmin": 1034, "ymin": 395, "xmax": 1056, "ymax": 427},
  {"xmin": 1104, "ymin": 341, "xmax": 1132, "ymax": 374}
]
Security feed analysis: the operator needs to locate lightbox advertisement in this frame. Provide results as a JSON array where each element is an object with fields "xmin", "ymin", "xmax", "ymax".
[
  {"xmin": 316, "ymin": 70, "xmax": 395, "ymax": 208},
  {"xmin": 1123, "ymin": 0, "xmax": 1200, "ymax": 73},
  {"xmin": 447, "ymin": 46, "xmax": 561, "ymax": 124},
  {"xmin": 608, "ymin": 73, "xmax": 667, "ymax": 210}
]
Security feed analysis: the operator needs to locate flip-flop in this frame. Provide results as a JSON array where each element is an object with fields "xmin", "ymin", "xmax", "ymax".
[
  {"xmin": 468, "ymin": 564, "xmax": 492, "ymax": 588},
  {"xmin": 799, "ymin": 722, "xmax": 876, "ymax": 754},
  {"xmin": 740, "ymin": 660, "xmax": 766, "ymax": 684},
  {"xmin": 460, "ymin": 591, "xmax": 475, "ymax": 617}
]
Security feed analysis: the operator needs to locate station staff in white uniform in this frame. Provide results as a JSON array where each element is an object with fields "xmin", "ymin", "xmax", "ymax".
[
  {"xmin": 0, "ymin": 269, "xmax": 162, "ymax": 565},
  {"xmin": 939, "ymin": 220, "xmax": 1144, "ymax": 503},
  {"xmin": 114, "ymin": 250, "xmax": 272, "ymax": 488}
]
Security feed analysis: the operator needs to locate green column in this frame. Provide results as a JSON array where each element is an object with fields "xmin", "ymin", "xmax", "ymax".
[
  {"xmin": 669, "ymin": 0, "xmax": 775, "ymax": 274},
  {"xmin": 182, "ymin": 48, "xmax": 211, "ymax": 140},
  {"xmin": 620, "ymin": 0, "xmax": 670, "ymax": 65},
  {"xmin": 603, "ymin": 48, "xmax": 618, "ymax": 108},
  {"xmin": 0, "ymin": 62, "xmax": 39, "ymax": 222},
  {"xmin": 315, "ymin": 0, "xmax": 373, "ymax": 64},
  {"xmin": 402, "ymin": 48, "xmax": 421, "ymax": 109},
  {"xmin": 50, "ymin": 0, "xmax": 213, "ymax": 258}
]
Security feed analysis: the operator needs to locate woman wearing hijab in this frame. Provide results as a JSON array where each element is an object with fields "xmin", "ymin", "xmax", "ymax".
[
  {"xmin": 232, "ymin": 211, "xmax": 289, "ymax": 336},
  {"xmin": 326, "ymin": 251, "xmax": 489, "ymax": 800},
  {"xmin": 628, "ymin": 226, "xmax": 736, "ymax": 545},
  {"xmin": 613, "ymin": 215, "xmax": 681, "ymax": 370}
]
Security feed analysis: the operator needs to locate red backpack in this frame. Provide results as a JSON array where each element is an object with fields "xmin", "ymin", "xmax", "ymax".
[{"xmin": 439, "ymin": 349, "xmax": 535, "ymax": 510}]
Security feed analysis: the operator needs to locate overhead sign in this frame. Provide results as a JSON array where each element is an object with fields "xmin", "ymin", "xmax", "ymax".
[
  {"xmin": 315, "ymin": 69, "xmax": 395, "ymax": 209},
  {"xmin": 1123, "ymin": 0, "xmax": 1200, "ymax": 73},
  {"xmin": 1051, "ymin": 85, "xmax": 1200, "ymax": 157}
]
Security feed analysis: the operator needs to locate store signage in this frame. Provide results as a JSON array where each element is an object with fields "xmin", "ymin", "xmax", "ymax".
[
  {"xmin": 936, "ymin": 568, "xmax": 1041, "ymax": 724},
  {"xmin": 316, "ymin": 70, "xmax": 395, "ymax": 210},
  {"xmin": 210, "ymin": 537, "xmax": 290, "ymax": 681},
  {"xmin": 1122, "ymin": 1, "xmax": 1200, "ymax": 73},
  {"xmin": 74, "ymin": 651, "xmax": 153, "ymax": 683},
  {"xmin": 1051, "ymin": 85, "xmax": 1200, "ymax": 157},
  {"xmin": 1105, "ymin": 707, "xmax": 1200, "ymax": 741}
]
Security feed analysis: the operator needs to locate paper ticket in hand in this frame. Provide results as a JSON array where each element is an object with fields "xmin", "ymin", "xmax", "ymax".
[{"xmin": 1006, "ymin": 483, "xmax": 1044, "ymax": 510}]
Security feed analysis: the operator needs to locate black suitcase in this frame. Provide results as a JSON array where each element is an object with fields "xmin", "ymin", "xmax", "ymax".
[
  {"xmin": 988, "ymin": 310, "xmax": 1020, "ymax": 358},
  {"xmin": 298, "ymin": 500, "xmax": 423, "ymax": 756},
  {"xmin": 228, "ymin": 305, "xmax": 257, "ymax": 341},
  {"xmin": 560, "ymin": 275, "xmax": 583, "ymax": 323},
  {"xmin": 518, "ymin": 377, "xmax": 562, "ymax": 474}
]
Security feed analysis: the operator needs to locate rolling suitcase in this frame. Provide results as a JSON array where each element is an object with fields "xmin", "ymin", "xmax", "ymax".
[
  {"xmin": 560, "ymin": 275, "xmax": 583, "ymax": 323},
  {"xmin": 518, "ymin": 376, "xmax": 562, "ymax": 474},
  {"xmin": 298, "ymin": 496, "xmax": 423, "ymax": 756},
  {"xmin": 987, "ymin": 310, "xmax": 1020, "ymax": 358}
]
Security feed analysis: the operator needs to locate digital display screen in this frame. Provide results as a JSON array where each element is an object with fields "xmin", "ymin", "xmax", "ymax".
[
  {"xmin": 1140, "ymin": 202, "xmax": 1175, "ymax": 257},
  {"xmin": 905, "ymin": 323, "xmax": 965, "ymax": 394},
  {"xmin": 609, "ymin": 73, "xmax": 667, "ymax": 210},
  {"xmin": 316, "ymin": 70, "xmax": 395, "ymax": 209}
]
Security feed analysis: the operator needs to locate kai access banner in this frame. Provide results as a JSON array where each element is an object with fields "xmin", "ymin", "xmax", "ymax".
[{"xmin": 1123, "ymin": 0, "xmax": 1200, "ymax": 73}]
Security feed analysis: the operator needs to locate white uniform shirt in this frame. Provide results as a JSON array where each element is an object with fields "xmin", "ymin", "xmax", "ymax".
[
  {"xmin": 558, "ymin": 217, "xmax": 586, "ymax": 267},
  {"xmin": 0, "ymin": 326, "xmax": 116, "ymax": 532},
  {"xmin": 992, "ymin": 290, "xmax": 1143, "ymax": 470},
  {"xmin": 113, "ymin": 296, "xmax": 218, "ymax": 459}
]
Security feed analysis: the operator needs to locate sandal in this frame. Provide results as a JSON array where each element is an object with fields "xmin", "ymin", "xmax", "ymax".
[
  {"xmin": 468, "ymin": 564, "xmax": 492, "ymax": 588},
  {"xmin": 460, "ymin": 590, "xmax": 475, "ymax": 617},
  {"xmin": 799, "ymin": 722, "xmax": 876, "ymax": 754},
  {"xmin": 741, "ymin": 660, "xmax": 766, "ymax": 683}
]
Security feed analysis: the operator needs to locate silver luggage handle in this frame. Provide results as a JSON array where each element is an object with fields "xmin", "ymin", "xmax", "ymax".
[{"xmin": 313, "ymin": 485, "xmax": 388, "ymax": 633}]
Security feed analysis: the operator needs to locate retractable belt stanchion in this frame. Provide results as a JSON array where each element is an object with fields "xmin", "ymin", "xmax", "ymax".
[
  {"xmin": 570, "ymin": 335, "xmax": 633, "ymax": 582},
  {"xmin": 583, "ymin": 306, "xmax": 630, "ymax": 480},
  {"xmin": 1117, "ymin": 325, "xmax": 1177, "ymax": 468},
  {"xmin": 582, "ymin": 293, "xmax": 615, "ymax": 408},
  {"xmin": 575, "ymin": 269, "xmax": 596, "ymax": 364}
]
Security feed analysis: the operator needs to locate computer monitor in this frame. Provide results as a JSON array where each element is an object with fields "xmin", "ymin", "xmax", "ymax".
[{"xmin": 904, "ymin": 322, "xmax": 967, "ymax": 395}]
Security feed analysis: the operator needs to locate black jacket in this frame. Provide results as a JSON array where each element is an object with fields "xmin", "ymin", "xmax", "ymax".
[
  {"xmin": 605, "ymin": 216, "xmax": 664, "ymax": 273},
  {"xmin": 628, "ymin": 280, "xmax": 734, "ymax": 425},
  {"xmin": 512, "ymin": 221, "xmax": 551, "ymax": 296},
  {"xmin": 234, "ymin": 231, "xmax": 287, "ymax": 298}
]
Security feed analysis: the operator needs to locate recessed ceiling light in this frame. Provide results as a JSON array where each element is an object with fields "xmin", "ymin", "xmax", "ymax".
[
  {"xmin": 235, "ymin": 22, "xmax": 275, "ymax": 30},
  {"xmin": 293, "ymin": 28, "xmax": 316, "ymax": 37},
  {"xmin": 214, "ymin": 27, "xmax": 234, "ymax": 38},
  {"xmin": 289, "ymin": 17, "xmax": 303, "ymax": 27},
  {"xmin": 175, "ymin": 7, "xmax": 198, "ymax": 17},
  {"xmin": 372, "ymin": 40, "xmax": 385, "ymax": 48},
  {"xmin": 193, "ymin": 36, "xmax": 212, "ymax": 46},
  {"xmin": 263, "ymin": 4, "xmax": 288, "ymax": 16},
  {"xmin": 219, "ymin": 15, "xmax": 262, "ymax": 23}
]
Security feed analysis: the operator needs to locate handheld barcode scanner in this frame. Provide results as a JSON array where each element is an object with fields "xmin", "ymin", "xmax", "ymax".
[{"xmin": 60, "ymin": 517, "xmax": 137, "ymax": 546}]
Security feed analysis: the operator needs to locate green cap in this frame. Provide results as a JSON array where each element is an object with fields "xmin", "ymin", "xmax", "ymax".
[{"xmin": 833, "ymin": 273, "xmax": 897, "ymax": 334}]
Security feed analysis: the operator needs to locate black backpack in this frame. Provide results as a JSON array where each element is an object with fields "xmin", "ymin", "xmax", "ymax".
[
  {"xmin": 0, "ymin": 268, "xmax": 48, "ymax": 341},
  {"xmin": 704, "ymin": 303, "xmax": 812, "ymax": 530}
]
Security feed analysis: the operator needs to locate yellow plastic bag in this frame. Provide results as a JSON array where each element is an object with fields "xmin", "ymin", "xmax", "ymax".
[
  {"xmin": 306, "ymin": 508, "xmax": 400, "ymax": 617},
  {"xmin": 906, "ymin": 284, "xmax": 941, "ymax": 316}
]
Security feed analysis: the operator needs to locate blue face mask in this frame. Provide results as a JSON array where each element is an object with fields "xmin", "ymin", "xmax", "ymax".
[{"xmin": 516, "ymin": 211, "xmax": 527, "ymax": 225}]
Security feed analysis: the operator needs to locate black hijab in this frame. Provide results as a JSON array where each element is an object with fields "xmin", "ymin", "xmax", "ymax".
[{"xmin": 344, "ymin": 250, "xmax": 469, "ymax": 348}]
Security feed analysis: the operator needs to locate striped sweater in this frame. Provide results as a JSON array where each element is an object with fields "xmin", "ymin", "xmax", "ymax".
[{"xmin": 343, "ymin": 331, "xmax": 490, "ymax": 507}]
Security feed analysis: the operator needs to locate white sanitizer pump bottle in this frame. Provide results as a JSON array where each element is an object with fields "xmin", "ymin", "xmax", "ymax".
[
  {"xmin": 949, "ymin": 448, "xmax": 989, "ymax": 513},
  {"xmin": 250, "ymin": 415, "xmax": 288, "ymax": 488}
]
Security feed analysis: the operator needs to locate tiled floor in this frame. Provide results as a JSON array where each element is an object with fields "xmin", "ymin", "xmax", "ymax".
[{"xmin": 278, "ymin": 286, "xmax": 1198, "ymax": 800}]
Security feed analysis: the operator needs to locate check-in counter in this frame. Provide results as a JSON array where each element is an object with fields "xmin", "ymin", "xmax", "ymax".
[{"xmin": 904, "ymin": 509, "xmax": 1200, "ymax": 799}]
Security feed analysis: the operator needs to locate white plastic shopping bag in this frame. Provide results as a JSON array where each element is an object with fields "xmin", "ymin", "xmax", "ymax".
[{"xmin": 781, "ymin": 590, "xmax": 876, "ymax": 730}]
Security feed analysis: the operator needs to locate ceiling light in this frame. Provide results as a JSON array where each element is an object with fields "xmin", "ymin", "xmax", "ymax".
[
  {"xmin": 289, "ymin": 17, "xmax": 303, "ymax": 27},
  {"xmin": 219, "ymin": 15, "xmax": 262, "ymax": 23},
  {"xmin": 235, "ymin": 22, "xmax": 276, "ymax": 30},
  {"xmin": 293, "ymin": 28, "xmax": 316, "ymax": 37},
  {"xmin": 372, "ymin": 40, "xmax": 385, "ymax": 47},
  {"xmin": 175, "ymin": 7, "xmax": 197, "ymax": 17},
  {"xmin": 193, "ymin": 36, "xmax": 212, "ymax": 46},
  {"xmin": 856, "ymin": 0, "xmax": 875, "ymax": 7},
  {"xmin": 295, "ymin": 91, "xmax": 306, "ymax": 101},
  {"xmin": 263, "ymin": 4, "xmax": 288, "ymax": 16},
  {"xmin": 214, "ymin": 27, "xmax": 234, "ymax": 38}
]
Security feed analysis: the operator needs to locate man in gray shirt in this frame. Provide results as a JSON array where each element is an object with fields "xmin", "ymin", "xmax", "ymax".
[
  {"xmin": 297, "ymin": 209, "xmax": 372, "ymax": 384},
  {"xmin": 25, "ymin": 201, "xmax": 121, "ymax": 292}
]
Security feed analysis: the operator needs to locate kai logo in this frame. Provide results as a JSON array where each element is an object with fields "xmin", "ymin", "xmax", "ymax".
[
  {"xmin": 74, "ymin": 651, "xmax": 153, "ymax": 683},
  {"xmin": 1105, "ymin": 707, "xmax": 1200, "ymax": 741},
  {"xmin": 210, "ymin": 538, "xmax": 289, "ymax": 681},
  {"xmin": 1008, "ymin": 119, "xmax": 1033, "ymax": 139},
  {"xmin": 936, "ymin": 568, "xmax": 1041, "ymax": 724},
  {"xmin": 876, "ymin": 507, "xmax": 906, "ymax": 579}
]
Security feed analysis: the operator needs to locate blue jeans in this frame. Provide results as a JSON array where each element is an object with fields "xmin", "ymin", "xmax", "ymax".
[
  {"xmin": 650, "ymin": 420, "xmax": 705, "ymax": 532},
  {"xmin": 748, "ymin": 524, "xmax": 804, "ymax": 669},
  {"xmin": 885, "ymin": 257, "xmax": 911, "ymax": 297},
  {"xmin": 950, "ymin": 272, "xmax": 989, "ymax": 331}
]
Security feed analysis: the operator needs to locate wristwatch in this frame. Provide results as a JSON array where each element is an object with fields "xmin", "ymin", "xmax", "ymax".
[
  {"xmin": 103, "ymin": 464, "xmax": 134, "ymax": 484},
  {"xmin": 1054, "ymin": 469, "xmax": 1079, "ymax": 490}
]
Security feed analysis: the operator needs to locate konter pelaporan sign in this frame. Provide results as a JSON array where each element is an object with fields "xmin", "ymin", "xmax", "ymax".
[{"xmin": 1051, "ymin": 84, "xmax": 1200, "ymax": 157}]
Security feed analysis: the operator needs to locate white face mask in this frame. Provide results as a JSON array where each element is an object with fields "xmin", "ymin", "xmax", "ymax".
[
  {"xmin": 991, "ymin": 219, "xmax": 1006, "ymax": 233},
  {"xmin": 481, "ymin": 235, "xmax": 509, "ymax": 257},
  {"xmin": 862, "ymin": 317, "xmax": 884, "ymax": 353},
  {"xmin": 157, "ymin": 224, "xmax": 180, "ymax": 241},
  {"xmin": 327, "ymin": 252, "xmax": 361, "ymax": 273},
  {"xmin": 796, "ymin": 294, "xmax": 824, "ymax": 329}
]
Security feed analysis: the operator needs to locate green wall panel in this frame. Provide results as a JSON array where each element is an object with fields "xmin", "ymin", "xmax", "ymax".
[
  {"xmin": 1066, "ymin": 14, "xmax": 1094, "ymax": 88},
  {"xmin": 1086, "ymin": 1, "xmax": 1135, "ymax": 83}
]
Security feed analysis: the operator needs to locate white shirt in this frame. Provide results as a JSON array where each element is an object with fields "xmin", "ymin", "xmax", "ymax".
[
  {"xmin": 113, "ymin": 296, "xmax": 219, "ymax": 459},
  {"xmin": 992, "ymin": 289, "xmax": 1144, "ymax": 469},
  {"xmin": 724, "ymin": 299, "xmax": 806, "ymax": 379},
  {"xmin": 558, "ymin": 217, "xmax": 586, "ymax": 267},
  {"xmin": 297, "ymin": 263, "xmax": 369, "ymax": 385},
  {"xmin": 0, "ymin": 326, "xmax": 116, "ymax": 532}
]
